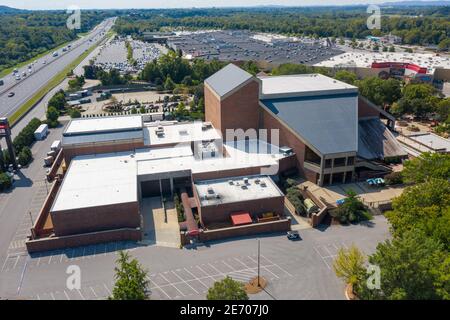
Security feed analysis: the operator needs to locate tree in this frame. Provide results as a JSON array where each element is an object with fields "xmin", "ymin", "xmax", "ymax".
[
  {"xmin": 385, "ymin": 178, "xmax": 450, "ymax": 249},
  {"xmin": 48, "ymin": 90, "xmax": 66, "ymax": 111},
  {"xmin": 397, "ymin": 83, "xmax": 439, "ymax": 118},
  {"xmin": 358, "ymin": 230, "xmax": 448, "ymax": 300},
  {"xmin": 332, "ymin": 190, "xmax": 371, "ymax": 224},
  {"xmin": 109, "ymin": 251, "xmax": 149, "ymax": 300},
  {"xmin": 18, "ymin": 146, "xmax": 33, "ymax": 166},
  {"xmin": 436, "ymin": 98, "xmax": 450, "ymax": 122},
  {"xmin": 0, "ymin": 172, "xmax": 12, "ymax": 191},
  {"xmin": 356, "ymin": 77, "xmax": 401, "ymax": 108},
  {"xmin": 207, "ymin": 277, "xmax": 248, "ymax": 300},
  {"xmin": 333, "ymin": 245, "xmax": 366, "ymax": 285},
  {"xmin": 69, "ymin": 108, "xmax": 81, "ymax": 118},
  {"xmin": 164, "ymin": 76, "xmax": 176, "ymax": 91},
  {"xmin": 334, "ymin": 70, "xmax": 357, "ymax": 85},
  {"xmin": 46, "ymin": 106, "xmax": 59, "ymax": 128},
  {"xmin": 401, "ymin": 153, "xmax": 450, "ymax": 184}
]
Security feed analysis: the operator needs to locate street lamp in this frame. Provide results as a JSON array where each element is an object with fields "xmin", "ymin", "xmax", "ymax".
[{"xmin": 257, "ymin": 239, "xmax": 261, "ymax": 288}]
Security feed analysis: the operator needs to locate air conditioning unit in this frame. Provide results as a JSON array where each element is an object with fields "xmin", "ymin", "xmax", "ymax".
[
  {"xmin": 243, "ymin": 177, "xmax": 249, "ymax": 185},
  {"xmin": 207, "ymin": 187, "xmax": 214, "ymax": 194},
  {"xmin": 260, "ymin": 182, "xmax": 267, "ymax": 187}
]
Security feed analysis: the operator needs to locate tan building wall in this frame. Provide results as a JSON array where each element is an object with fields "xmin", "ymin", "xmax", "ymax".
[
  {"xmin": 51, "ymin": 202, "xmax": 140, "ymax": 237},
  {"xmin": 63, "ymin": 140, "xmax": 145, "ymax": 163}
]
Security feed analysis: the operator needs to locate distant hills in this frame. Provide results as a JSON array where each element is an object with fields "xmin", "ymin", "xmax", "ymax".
[
  {"xmin": 0, "ymin": 5, "xmax": 26, "ymax": 13},
  {"xmin": 380, "ymin": 1, "xmax": 450, "ymax": 6}
]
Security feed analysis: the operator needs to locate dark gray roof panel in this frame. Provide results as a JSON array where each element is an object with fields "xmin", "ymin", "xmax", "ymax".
[
  {"xmin": 62, "ymin": 130, "xmax": 144, "ymax": 146},
  {"xmin": 261, "ymin": 93, "xmax": 358, "ymax": 155},
  {"xmin": 205, "ymin": 64, "xmax": 253, "ymax": 97},
  {"xmin": 358, "ymin": 118, "xmax": 407, "ymax": 160}
]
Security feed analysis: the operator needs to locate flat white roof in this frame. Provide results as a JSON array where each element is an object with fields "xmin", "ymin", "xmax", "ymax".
[
  {"xmin": 195, "ymin": 175, "xmax": 283, "ymax": 207},
  {"xmin": 52, "ymin": 152, "xmax": 137, "ymax": 212},
  {"xmin": 259, "ymin": 74, "xmax": 357, "ymax": 99},
  {"xmin": 64, "ymin": 115, "xmax": 143, "ymax": 136},
  {"xmin": 314, "ymin": 52, "xmax": 450, "ymax": 73},
  {"xmin": 409, "ymin": 133, "xmax": 450, "ymax": 152},
  {"xmin": 144, "ymin": 121, "xmax": 222, "ymax": 146},
  {"xmin": 137, "ymin": 139, "xmax": 284, "ymax": 177}
]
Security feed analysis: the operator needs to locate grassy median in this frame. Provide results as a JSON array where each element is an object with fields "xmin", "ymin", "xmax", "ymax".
[{"xmin": 9, "ymin": 36, "xmax": 108, "ymax": 126}]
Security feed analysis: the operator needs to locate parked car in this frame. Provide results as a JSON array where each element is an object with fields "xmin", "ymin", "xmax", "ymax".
[
  {"xmin": 287, "ymin": 231, "xmax": 301, "ymax": 241},
  {"xmin": 7, "ymin": 92, "xmax": 15, "ymax": 97}
]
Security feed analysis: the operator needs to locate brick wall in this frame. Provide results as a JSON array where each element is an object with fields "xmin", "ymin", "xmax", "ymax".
[
  {"xmin": 26, "ymin": 228, "xmax": 142, "ymax": 253},
  {"xmin": 51, "ymin": 202, "xmax": 140, "ymax": 237},
  {"xmin": 197, "ymin": 196, "xmax": 285, "ymax": 226},
  {"xmin": 261, "ymin": 108, "xmax": 319, "ymax": 183},
  {"xmin": 205, "ymin": 80, "xmax": 260, "ymax": 139},
  {"xmin": 358, "ymin": 96, "xmax": 381, "ymax": 118},
  {"xmin": 198, "ymin": 218, "xmax": 291, "ymax": 242}
]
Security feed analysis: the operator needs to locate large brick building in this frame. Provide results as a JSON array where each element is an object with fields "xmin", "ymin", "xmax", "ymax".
[{"xmin": 204, "ymin": 64, "xmax": 406, "ymax": 186}]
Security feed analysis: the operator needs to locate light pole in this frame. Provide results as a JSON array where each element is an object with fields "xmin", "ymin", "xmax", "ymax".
[
  {"xmin": 257, "ymin": 239, "xmax": 261, "ymax": 288},
  {"xmin": 44, "ymin": 177, "xmax": 49, "ymax": 195}
]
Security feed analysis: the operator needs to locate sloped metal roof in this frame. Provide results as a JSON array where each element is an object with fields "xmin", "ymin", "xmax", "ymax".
[
  {"xmin": 205, "ymin": 63, "xmax": 253, "ymax": 97},
  {"xmin": 358, "ymin": 118, "xmax": 407, "ymax": 160},
  {"xmin": 62, "ymin": 130, "xmax": 143, "ymax": 146},
  {"xmin": 261, "ymin": 93, "xmax": 358, "ymax": 155}
]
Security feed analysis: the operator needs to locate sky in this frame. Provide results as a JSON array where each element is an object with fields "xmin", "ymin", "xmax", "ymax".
[{"xmin": 0, "ymin": 0, "xmax": 444, "ymax": 10}]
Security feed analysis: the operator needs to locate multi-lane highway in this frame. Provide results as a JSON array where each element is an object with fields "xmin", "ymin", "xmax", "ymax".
[{"xmin": 0, "ymin": 17, "xmax": 115, "ymax": 119}]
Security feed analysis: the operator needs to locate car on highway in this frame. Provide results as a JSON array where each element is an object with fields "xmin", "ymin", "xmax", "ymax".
[
  {"xmin": 43, "ymin": 60, "xmax": 47, "ymax": 64},
  {"xmin": 15, "ymin": 75, "xmax": 21, "ymax": 81},
  {"xmin": 287, "ymin": 230, "xmax": 301, "ymax": 241},
  {"xmin": 0, "ymin": 79, "xmax": 4, "ymax": 86},
  {"xmin": 7, "ymin": 92, "xmax": 15, "ymax": 97}
]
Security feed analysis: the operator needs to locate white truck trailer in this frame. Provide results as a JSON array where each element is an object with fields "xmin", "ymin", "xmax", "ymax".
[{"xmin": 34, "ymin": 124, "xmax": 48, "ymax": 141}]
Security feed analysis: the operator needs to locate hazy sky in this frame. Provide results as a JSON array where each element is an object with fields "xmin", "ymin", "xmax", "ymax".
[{"xmin": 0, "ymin": 0, "xmax": 443, "ymax": 10}]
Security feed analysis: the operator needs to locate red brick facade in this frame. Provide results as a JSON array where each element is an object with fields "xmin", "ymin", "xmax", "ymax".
[
  {"xmin": 51, "ymin": 202, "xmax": 140, "ymax": 237},
  {"xmin": 205, "ymin": 80, "xmax": 260, "ymax": 139}
]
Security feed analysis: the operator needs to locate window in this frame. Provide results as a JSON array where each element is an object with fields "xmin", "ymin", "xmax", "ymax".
[
  {"xmin": 333, "ymin": 157, "xmax": 346, "ymax": 167},
  {"xmin": 347, "ymin": 156, "xmax": 355, "ymax": 166},
  {"xmin": 325, "ymin": 159, "xmax": 332, "ymax": 168}
]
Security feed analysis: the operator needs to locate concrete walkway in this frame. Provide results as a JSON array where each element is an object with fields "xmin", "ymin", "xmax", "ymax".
[{"xmin": 141, "ymin": 197, "xmax": 180, "ymax": 248}]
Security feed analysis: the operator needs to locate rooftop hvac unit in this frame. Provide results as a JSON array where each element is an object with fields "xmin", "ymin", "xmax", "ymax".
[
  {"xmin": 179, "ymin": 129, "xmax": 188, "ymax": 135},
  {"xmin": 255, "ymin": 179, "xmax": 261, "ymax": 184},
  {"xmin": 241, "ymin": 185, "xmax": 248, "ymax": 190},
  {"xmin": 207, "ymin": 187, "xmax": 214, "ymax": 194},
  {"xmin": 202, "ymin": 122, "xmax": 213, "ymax": 131},
  {"xmin": 260, "ymin": 182, "xmax": 267, "ymax": 188},
  {"xmin": 228, "ymin": 180, "xmax": 234, "ymax": 185},
  {"xmin": 243, "ymin": 178, "xmax": 249, "ymax": 185},
  {"xmin": 215, "ymin": 194, "xmax": 221, "ymax": 199}
]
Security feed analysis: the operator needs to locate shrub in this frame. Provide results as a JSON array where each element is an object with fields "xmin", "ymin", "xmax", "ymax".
[
  {"xmin": 333, "ymin": 190, "xmax": 371, "ymax": 224},
  {"xmin": 69, "ymin": 108, "xmax": 81, "ymax": 118},
  {"xmin": 286, "ymin": 186, "xmax": 306, "ymax": 215},
  {"xmin": 18, "ymin": 147, "xmax": 33, "ymax": 166},
  {"xmin": 0, "ymin": 172, "xmax": 12, "ymax": 191},
  {"xmin": 385, "ymin": 172, "xmax": 403, "ymax": 185},
  {"xmin": 13, "ymin": 118, "xmax": 41, "ymax": 154}
]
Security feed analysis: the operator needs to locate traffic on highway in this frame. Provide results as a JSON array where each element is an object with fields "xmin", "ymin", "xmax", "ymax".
[{"xmin": 0, "ymin": 17, "xmax": 115, "ymax": 119}]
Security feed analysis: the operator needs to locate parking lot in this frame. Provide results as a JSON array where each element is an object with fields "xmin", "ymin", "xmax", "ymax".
[{"xmin": 169, "ymin": 30, "xmax": 343, "ymax": 65}]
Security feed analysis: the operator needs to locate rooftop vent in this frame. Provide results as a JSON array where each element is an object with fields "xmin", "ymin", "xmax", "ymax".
[
  {"xmin": 207, "ymin": 187, "xmax": 215, "ymax": 194},
  {"xmin": 260, "ymin": 182, "xmax": 267, "ymax": 188},
  {"xmin": 228, "ymin": 180, "xmax": 234, "ymax": 185},
  {"xmin": 241, "ymin": 185, "xmax": 248, "ymax": 190},
  {"xmin": 243, "ymin": 177, "xmax": 249, "ymax": 185}
]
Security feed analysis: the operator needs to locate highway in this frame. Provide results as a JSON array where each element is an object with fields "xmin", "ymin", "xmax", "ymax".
[{"xmin": 0, "ymin": 17, "xmax": 116, "ymax": 119}]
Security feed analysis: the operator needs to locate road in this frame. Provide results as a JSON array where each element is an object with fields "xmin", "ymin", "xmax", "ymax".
[{"xmin": 0, "ymin": 17, "xmax": 115, "ymax": 119}]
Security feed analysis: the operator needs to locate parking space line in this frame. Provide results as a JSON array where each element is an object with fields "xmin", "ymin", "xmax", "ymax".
[
  {"xmin": 171, "ymin": 271, "xmax": 199, "ymax": 294},
  {"xmin": 147, "ymin": 276, "xmax": 172, "ymax": 300},
  {"xmin": 184, "ymin": 267, "xmax": 209, "ymax": 289},
  {"xmin": 1, "ymin": 254, "xmax": 10, "ymax": 272},
  {"xmin": 261, "ymin": 255, "xmax": 294, "ymax": 277},
  {"xmin": 13, "ymin": 255, "xmax": 20, "ymax": 269},
  {"xmin": 221, "ymin": 260, "xmax": 235, "ymax": 271},
  {"xmin": 233, "ymin": 257, "xmax": 249, "ymax": 269},
  {"xmin": 64, "ymin": 290, "xmax": 70, "ymax": 300},
  {"xmin": 196, "ymin": 265, "xmax": 218, "ymax": 279},
  {"xmin": 103, "ymin": 283, "xmax": 111, "ymax": 296},
  {"xmin": 50, "ymin": 292, "xmax": 56, "ymax": 300},
  {"xmin": 90, "ymin": 286, "xmax": 98, "ymax": 298},
  {"xmin": 159, "ymin": 273, "xmax": 185, "ymax": 297},
  {"xmin": 207, "ymin": 263, "xmax": 223, "ymax": 276},
  {"xmin": 77, "ymin": 289, "xmax": 85, "ymax": 300},
  {"xmin": 247, "ymin": 255, "xmax": 279, "ymax": 279}
]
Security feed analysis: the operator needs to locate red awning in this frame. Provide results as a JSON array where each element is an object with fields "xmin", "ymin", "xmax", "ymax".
[{"xmin": 231, "ymin": 212, "xmax": 253, "ymax": 226}]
